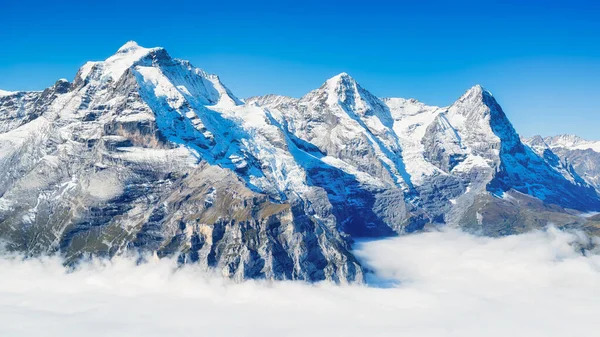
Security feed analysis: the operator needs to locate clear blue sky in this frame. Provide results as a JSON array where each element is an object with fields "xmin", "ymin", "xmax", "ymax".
[{"xmin": 2, "ymin": 0, "xmax": 599, "ymax": 138}]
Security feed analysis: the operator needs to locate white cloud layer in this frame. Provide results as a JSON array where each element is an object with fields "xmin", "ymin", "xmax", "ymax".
[{"xmin": 1, "ymin": 227, "xmax": 600, "ymax": 337}]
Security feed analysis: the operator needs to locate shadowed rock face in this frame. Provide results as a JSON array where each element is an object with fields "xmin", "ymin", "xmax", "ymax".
[
  {"xmin": 1, "ymin": 42, "xmax": 599, "ymax": 282},
  {"xmin": 525, "ymin": 135, "xmax": 600, "ymax": 194}
]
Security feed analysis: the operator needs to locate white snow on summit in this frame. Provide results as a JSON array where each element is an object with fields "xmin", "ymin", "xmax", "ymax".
[
  {"xmin": 545, "ymin": 134, "xmax": 600, "ymax": 152},
  {"xmin": 78, "ymin": 41, "xmax": 163, "ymax": 83}
]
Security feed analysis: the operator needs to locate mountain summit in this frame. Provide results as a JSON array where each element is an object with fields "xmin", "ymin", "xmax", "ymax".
[{"xmin": 1, "ymin": 42, "xmax": 599, "ymax": 282}]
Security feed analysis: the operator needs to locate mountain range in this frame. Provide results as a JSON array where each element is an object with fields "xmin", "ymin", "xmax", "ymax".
[{"xmin": 1, "ymin": 42, "xmax": 599, "ymax": 282}]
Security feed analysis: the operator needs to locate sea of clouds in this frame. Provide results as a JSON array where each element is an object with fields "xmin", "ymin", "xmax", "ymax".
[{"xmin": 2, "ymin": 227, "xmax": 600, "ymax": 337}]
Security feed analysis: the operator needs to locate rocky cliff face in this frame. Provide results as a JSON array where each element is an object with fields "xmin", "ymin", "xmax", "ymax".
[
  {"xmin": 1, "ymin": 42, "xmax": 599, "ymax": 282},
  {"xmin": 525, "ymin": 134, "xmax": 600, "ymax": 195}
]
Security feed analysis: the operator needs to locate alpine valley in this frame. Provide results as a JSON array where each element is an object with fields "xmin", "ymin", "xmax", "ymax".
[{"xmin": 1, "ymin": 42, "xmax": 599, "ymax": 283}]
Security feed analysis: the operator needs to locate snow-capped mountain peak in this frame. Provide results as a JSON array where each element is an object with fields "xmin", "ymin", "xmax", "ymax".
[
  {"xmin": 76, "ymin": 41, "xmax": 163, "ymax": 83},
  {"xmin": 307, "ymin": 72, "xmax": 386, "ymax": 117},
  {"xmin": 544, "ymin": 134, "xmax": 600, "ymax": 152},
  {"xmin": 325, "ymin": 72, "xmax": 355, "ymax": 87},
  {"xmin": 115, "ymin": 40, "xmax": 146, "ymax": 54},
  {"xmin": 465, "ymin": 84, "xmax": 490, "ymax": 95},
  {"xmin": 322, "ymin": 72, "xmax": 362, "ymax": 103},
  {"xmin": 524, "ymin": 134, "xmax": 549, "ymax": 150},
  {"xmin": 102, "ymin": 41, "xmax": 162, "ymax": 78},
  {"xmin": 2, "ymin": 42, "xmax": 600, "ymax": 283},
  {"xmin": 325, "ymin": 72, "xmax": 371, "ymax": 97},
  {"xmin": 447, "ymin": 85, "xmax": 508, "ymax": 133},
  {"xmin": 453, "ymin": 84, "xmax": 496, "ymax": 109},
  {"xmin": 526, "ymin": 134, "xmax": 600, "ymax": 193},
  {"xmin": 72, "ymin": 42, "xmax": 241, "ymax": 107}
]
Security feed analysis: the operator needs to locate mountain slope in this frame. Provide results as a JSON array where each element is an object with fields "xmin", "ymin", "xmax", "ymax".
[
  {"xmin": 1, "ymin": 42, "xmax": 599, "ymax": 282},
  {"xmin": 0, "ymin": 42, "xmax": 362, "ymax": 282},
  {"xmin": 524, "ymin": 134, "xmax": 600, "ymax": 193}
]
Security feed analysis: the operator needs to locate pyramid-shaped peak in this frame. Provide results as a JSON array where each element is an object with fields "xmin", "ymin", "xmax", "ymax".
[
  {"xmin": 470, "ymin": 83, "xmax": 484, "ymax": 91},
  {"xmin": 326, "ymin": 72, "xmax": 358, "ymax": 87},
  {"xmin": 525, "ymin": 135, "xmax": 549, "ymax": 148},
  {"xmin": 320, "ymin": 72, "xmax": 363, "ymax": 99},
  {"xmin": 452, "ymin": 84, "xmax": 498, "ymax": 109},
  {"xmin": 301, "ymin": 72, "xmax": 385, "ymax": 114},
  {"xmin": 463, "ymin": 84, "xmax": 493, "ymax": 98},
  {"xmin": 529, "ymin": 134, "xmax": 545, "ymax": 142}
]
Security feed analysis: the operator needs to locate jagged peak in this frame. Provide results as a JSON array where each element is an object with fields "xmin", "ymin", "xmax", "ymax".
[
  {"xmin": 327, "ymin": 71, "xmax": 353, "ymax": 82},
  {"xmin": 459, "ymin": 84, "xmax": 494, "ymax": 101},
  {"xmin": 544, "ymin": 134, "xmax": 586, "ymax": 144},
  {"xmin": 528, "ymin": 134, "xmax": 545, "ymax": 142},
  {"xmin": 381, "ymin": 96, "xmax": 435, "ymax": 109},
  {"xmin": 52, "ymin": 78, "xmax": 71, "ymax": 94},
  {"xmin": 523, "ymin": 135, "xmax": 549, "ymax": 149},
  {"xmin": 112, "ymin": 40, "xmax": 167, "ymax": 60},
  {"xmin": 450, "ymin": 84, "xmax": 502, "ymax": 116},
  {"xmin": 107, "ymin": 41, "xmax": 164, "ymax": 62},
  {"xmin": 468, "ymin": 83, "xmax": 484, "ymax": 92},
  {"xmin": 76, "ymin": 42, "xmax": 166, "ymax": 83},
  {"xmin": 245, "ymin": 94, "xmax": 298, "ymax": 107},
  {"xmin": 447, "ymin": 83, "xmax": 521, "ymax": 146},
  {"xmin": 308, "ymin": 72, "xmax": 381, "ymax": 109},
  {"xmin": 71, "ymin": 42, "xmax": 242, "ymax": 106},
  {"xmin": 543, "ymin": 134, "xmax": 600, "ymax": 152},
  {"xmin": 324, "ymin": 72, "xmax": 359, "ymax": 91}
]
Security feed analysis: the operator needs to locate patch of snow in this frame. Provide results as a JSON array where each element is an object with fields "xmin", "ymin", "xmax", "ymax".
[
  {"xmin": 115, "ymin": 112, "xmax": 156, "ymax": 123},
  {"xmin": 111, "ymin": 146, "xmax": 197, "ymax": 167},
  {"xmin": 451, "ymin": 155, "xmax": 489, "ymax": 173},
  {"xmin": 476, "ymin": 212, "xmax": 483, "ymax": 225},
  {"xmin": 0, "ymin": 198, "xmax": 15, "ymax": 212},
  {"xmin": 204, "ymin": 187, "xmax": 217, "ymax": 206},
  {"xmin": 82, "ymin": 170, "xmax": 123, "ymax": 200},
  {"xmin": 578, "ymin": 211, "xmax": 599, "ymax": 218},
  {"xmin": 229, "ymin": 154, "xmax": 248, "ymax": 170},
  {"xmin": 0, "ymin": 117, "xmax": 50, "ymax": 159},
  {"xmin": 0, "ymin": 89, "xmax": 16, "ymax": 97}
]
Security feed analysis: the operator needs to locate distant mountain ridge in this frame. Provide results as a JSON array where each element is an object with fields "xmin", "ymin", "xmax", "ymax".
[
  {"xmin": 1, "ymin": 41, "xmax": 599, "ymax": 282},
  {"xmin": 524, "ymin": 134, "xmax": 600, "ymax": 194}
]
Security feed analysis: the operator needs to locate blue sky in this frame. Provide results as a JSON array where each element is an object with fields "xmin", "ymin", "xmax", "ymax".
[{"xmin": 2, "ymin": 0, "xmax": 599, "ymax": 138}]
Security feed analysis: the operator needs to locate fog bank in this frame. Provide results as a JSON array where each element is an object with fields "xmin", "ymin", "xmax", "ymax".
[{"xmin": 1, "ymin": 227, "xmax": 599, "ymax": 337}]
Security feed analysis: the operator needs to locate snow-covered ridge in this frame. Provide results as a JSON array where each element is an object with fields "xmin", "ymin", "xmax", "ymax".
[
  {"xmin": 544, "ymin": 134, "xmax": 600, "ymax": 152},
  {"xmin": 78, "ymin": 41, "xmax": 164, "ymax": 83},
  {"xmin": 524, "ymin": 134, "xmax": 600, "ymax": 193}
]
